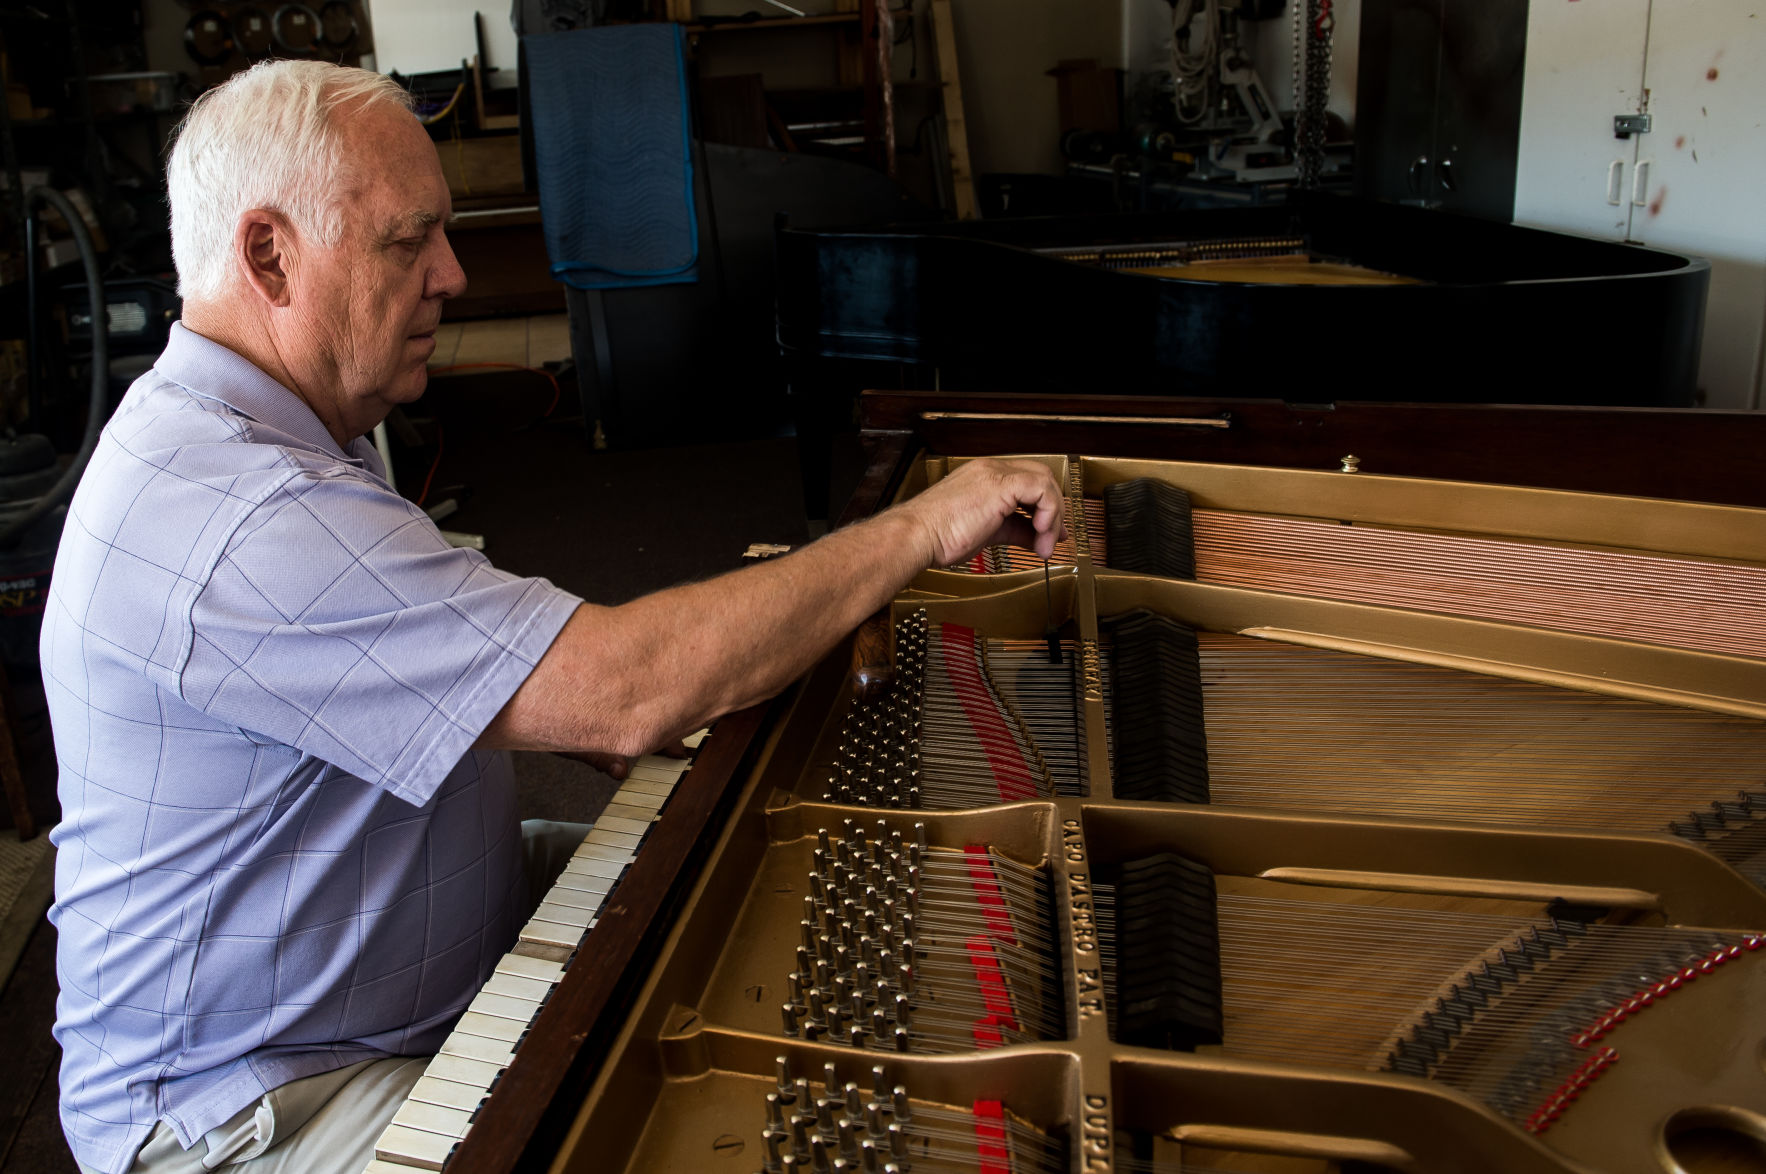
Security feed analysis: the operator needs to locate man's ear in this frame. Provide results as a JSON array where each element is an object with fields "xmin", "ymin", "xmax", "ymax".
[{"xmin": 235, "ymin": 210, "xmax": 296, "ymax": 307}]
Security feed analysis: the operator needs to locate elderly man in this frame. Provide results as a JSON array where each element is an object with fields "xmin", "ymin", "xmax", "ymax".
[{"xmin": 44, "ymin": 60, "xmax": 1062, "ymax": 1174}]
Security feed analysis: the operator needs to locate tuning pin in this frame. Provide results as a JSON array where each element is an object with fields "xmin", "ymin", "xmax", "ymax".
[
  {"xmin": 892, "ymin": 1026, "xmax": 909, "ymax": 1052},
  {"xmin": 776, "ymin": 1056, "xmax": 795, "ymax": 1101},
  {"xmin": 838, "ymin": 1115, "xmax": 860, "ymax": 1160},
  {"xmin": 891, "ymin": 1087, "xmax": 910, "ymax": 1124},
  {"xmin": 762, "ymin": 1130, "xmax": 785, "ymax": 1173},
  {"xmin": 871, "ymin": 1005, "xmax": 888, "ymax": 1041},
  {"xmin": 889, "ymin": 1121, "xmax": 909, "ymax": 1161},
  {"xmin": 810, "ymin": 1134, "xmax": 831, "ymax": 1173},
  {"xmin": 824, "ymin": 1062, "xmax": 841, "ymax": 1099},
  {"xmin": 816, "ymin": 1097, "xmax": 836, "ymax": 1136},
  {"xmin": 848, "ymin": 1021, "xmax": 868, "ymax": 1049},
  {"xmin": 782, "ymin": 1003, "xmax": 801, "ymax": 1037},
  {"xmin": 767, "ymin": 1092, "xmax": 787, "ymax": 1131},
  {"xmin": 795, "ymin": 1077, "xmax": 812, "ymax": 1108},
  {"xmin": 898, "ymin": 962, "xmax": 915, "ymax": 998},
  {"xmin": 791, "ymin": 1114, "xmax": 811, "ymax": 1157},
  {"xmin": 872, "ymin": 1066, "xmax": 888, "ymax": 1104},
  {"xmin": 845, "ymin": 1082, "xmax": 863, "ymax": 1118}
]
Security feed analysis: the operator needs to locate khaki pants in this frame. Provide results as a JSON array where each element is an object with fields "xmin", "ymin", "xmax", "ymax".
[{"xmin": 80, "ymin": 820, "xmax": 590, "ymax": 1174}]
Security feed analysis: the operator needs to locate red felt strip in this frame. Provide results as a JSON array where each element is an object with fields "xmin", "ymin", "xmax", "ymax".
[
  {"xmin": 940, "ymin": 623, "xmax": 1038, "ymax": 801},
  {"xmin": 972, "ymin": 1099, "xmax": 1012, "ymax": 1174},
  {"xmin": 966, "ymin": 934, "xmax": 1022, "ymax": 1048}
]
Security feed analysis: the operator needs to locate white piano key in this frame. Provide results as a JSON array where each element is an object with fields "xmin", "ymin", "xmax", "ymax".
[
  {"xmin": 683, "ymin": 728, "xmax": 709, "ymax": 748},
  {"xmin": 619, "ymin": 778, "xmax": 675, "ymax": 799},
  {"xmin": 585, "ymin": 828, "xmax": 644, "ymax": 851},
  {"xmin": 365, "ymin": 1161, "xmax": 426, "ymax": 1174},
  {"xmin": 533, "ymin": 899, "xmax": 596, "ymax": 929},
  {"xmin": 466, "ymin": 989, "xmax": 539, "ymax": 1024},
  {"xmin": 549, "ymin": 874, "xmax": 617, "ymax": 901},
  {"xmin": 374, "ymin": 1123, "xmax": 456, "ymax": 1170},
  {"xmin": 548, "ymin": 876, "xmax": 616, "ymax": 906},
  {"xmin": 625, "ymin": 764, "xmax": 684, "ymax": 785},
  {"xmin": 391, "ymin": 1098, "xmax": 475, "ymax": 1141},
  {"xmin": 482, "ymin": 971, "xmax": 553, "ymax": 1002},
  {"xmin": 408, "ymin": 1073, "xmax": 491, "ymax": 1115},
  {"xmin": 611, "ymin": 787, "xmax": 666, "ymax": 811},
  {"xmin": 563, "ymin": 853, "xmax": 628, "ymax": 880},
  {"xmin": 439, "ymin": 1030, "xmax": 516, "ymax": 1067},
  {"xmin": 423, "ymin": 1052, "xmax": 504, "ymax": 1089},
  {"xmin": 454, "ymin": 1010, "xmax": 526, "ymax": 1045},
  {"xmin": 635, "ymin": 753, "xmax": 690, "ymax": 773},
  {"xmin": 593, "ymin": 815, "xmax": 652, "ymax": 837},
  {"xmin": 572, "ymin": 840, "xmax": 633, "ymax": 863},
  {"xmin": 598, "ymin": 802, "xmax": 656, "ymax": 823},
  {"xmin": 495, "ymin": 953, "xmax": 564, "ymax": 983},
  {"xmin": 518, "ymin": 916, "xmax": 586, "ymax": 950}
]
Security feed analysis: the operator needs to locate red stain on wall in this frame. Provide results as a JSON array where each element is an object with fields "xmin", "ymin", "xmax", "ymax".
[
  {"xmin": 1707, "ymin": 67, "xmax": 1720, "ymax": 80},
  {"xmin": 1649, "ymin": 188, "xmax": 1667, "ymax": 217},
  {"xmin": 1675, "ymin": 135, "xmax": 1686, "ymax": 148}
]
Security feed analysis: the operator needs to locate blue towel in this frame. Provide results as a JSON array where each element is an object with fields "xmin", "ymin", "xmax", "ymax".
[{"xmin": 525, "ymin": 25, "xmax": 699, "ymax": 290}]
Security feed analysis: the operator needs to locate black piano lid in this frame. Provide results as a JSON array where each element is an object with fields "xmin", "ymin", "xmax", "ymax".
[{"xmin": 775, "ymin": 192, "xmax": 1708, "ymax": 408}]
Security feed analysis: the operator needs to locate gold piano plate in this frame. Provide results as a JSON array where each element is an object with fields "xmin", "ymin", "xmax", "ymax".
[{"xmin": 463, "ymin": 440, "xmax": 1766, "ymax": 1174}]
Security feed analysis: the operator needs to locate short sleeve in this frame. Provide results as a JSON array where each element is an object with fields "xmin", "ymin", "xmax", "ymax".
[{"xmin": 180, "ymin": 467, "xmax": 580, "ymax": 804}]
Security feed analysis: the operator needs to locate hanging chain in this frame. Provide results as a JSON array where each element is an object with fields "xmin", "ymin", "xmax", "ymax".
[{"xmin": 1296, "ymin": 0, "xmax": 1333, "ymax": 188}]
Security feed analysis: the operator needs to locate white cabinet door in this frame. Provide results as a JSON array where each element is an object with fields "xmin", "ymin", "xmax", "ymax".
[
  {"xmin": 1512, "ymin": 0, "xmax": 1649, "ymax": 240},
  {"xmin": 1629, "ymin": 0, "xmax": 1766, "ymax": 408}
]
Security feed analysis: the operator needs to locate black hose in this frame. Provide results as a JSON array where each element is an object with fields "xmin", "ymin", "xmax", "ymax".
[{"xmin": 0, "ymin": 186, "xmax": 109, "ymax": 550}]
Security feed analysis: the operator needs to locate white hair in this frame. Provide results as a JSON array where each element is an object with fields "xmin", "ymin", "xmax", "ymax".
[{"xmin": 166, "ymin": 60, "xmax": 414, "ymax": 301}]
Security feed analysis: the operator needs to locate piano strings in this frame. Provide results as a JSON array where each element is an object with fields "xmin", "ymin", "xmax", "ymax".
[
  {"xmin": 783, "ymin": 819, "xmax": 1063, "ymax": 1054},
  {"xmin": 755, "ymin": 1057, "xmax": 1066, "ymax": 1174},
  {"xmin": 1094, "ymin": 864, "xmax": 1765, "ymax": 1138},
  {"xmin": 824, "ymin": 612, "xmax": 1090, "ymax": 809},
  {"xmin": 1187, "ymin": 633, "xmax": 1766, "ymax": 861},
  {"xmin": 961, "ymin": 481, "xmax": 1766, "ymax": 663}
]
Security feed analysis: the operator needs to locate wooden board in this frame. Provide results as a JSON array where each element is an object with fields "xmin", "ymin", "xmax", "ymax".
[{"xmin": 930, "ymin": 0, "xmax": 977, "ymax": 219}]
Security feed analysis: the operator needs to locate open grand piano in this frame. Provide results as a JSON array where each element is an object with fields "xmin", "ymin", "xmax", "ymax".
[
  {"xmin": 773, "ymin": 192, "xmax": 1712, "ymax": 518},
  {"xmin": 371, "ymin": 391, "xmax": 1766, "ymax": 1174}
]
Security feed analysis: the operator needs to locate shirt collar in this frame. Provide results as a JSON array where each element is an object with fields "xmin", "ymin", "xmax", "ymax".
[{"xmin": 154, "ymin": 322, "xmax": 374, "ymax": 465}]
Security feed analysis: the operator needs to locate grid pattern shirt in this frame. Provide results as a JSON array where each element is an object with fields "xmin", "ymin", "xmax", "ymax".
[{"xmin": 44, "ymin": 324, "xmax": 581, "ymax": 1174}]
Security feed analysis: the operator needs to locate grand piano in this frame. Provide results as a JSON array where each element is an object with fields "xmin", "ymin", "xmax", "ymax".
[
  {"xmin": 773, "ymin": 192, "xmax": 1711, "ymax": 518},
  {"xmin": 366, "ymin": 390, "xmax": 1766, "ymax": 1174}
]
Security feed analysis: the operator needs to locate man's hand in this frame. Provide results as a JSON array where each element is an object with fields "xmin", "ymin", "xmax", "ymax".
[{"xmin": 897, "ymin": 458, "xmax": 1068, "ymax": 568}]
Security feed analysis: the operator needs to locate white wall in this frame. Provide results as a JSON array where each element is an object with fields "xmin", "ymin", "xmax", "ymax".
[{"xmin": 363, "ymin": 0, "xmax": 521, "ymax": 84}]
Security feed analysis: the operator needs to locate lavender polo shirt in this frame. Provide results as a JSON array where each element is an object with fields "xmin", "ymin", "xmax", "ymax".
[{"xmin": 43, "ymin": 324, "xmax": 581, "ymax": 1174}]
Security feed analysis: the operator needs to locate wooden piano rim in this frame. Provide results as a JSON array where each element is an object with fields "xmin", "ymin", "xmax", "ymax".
[
  {"xmin": 854, "ymin": 390, "xmax": 1766, "ymax": 513},
  {"xmin": 446, "ymin": 702, "xmax": 770, "ymax": 1174}
]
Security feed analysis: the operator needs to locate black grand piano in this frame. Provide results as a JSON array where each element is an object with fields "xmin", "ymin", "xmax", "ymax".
[{"xmin": 775, "ymin": 193, "xmax": 1709, "ymax": 514}]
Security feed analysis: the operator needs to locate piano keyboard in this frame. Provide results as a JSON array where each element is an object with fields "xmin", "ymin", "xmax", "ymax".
[{"xmin": 363, "ymin": 730, "xmax": 710, "ymax": 1174}]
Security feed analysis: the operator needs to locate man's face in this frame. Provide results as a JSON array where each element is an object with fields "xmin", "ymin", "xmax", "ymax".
[{"xmin": 285, "ymin": 102, "xmax": 466, "ymax": 440}]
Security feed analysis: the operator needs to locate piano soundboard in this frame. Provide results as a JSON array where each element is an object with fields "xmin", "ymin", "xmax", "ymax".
[{"xmin": 365, "ymin": 731, "xmax": 710, "ymax": 1174}]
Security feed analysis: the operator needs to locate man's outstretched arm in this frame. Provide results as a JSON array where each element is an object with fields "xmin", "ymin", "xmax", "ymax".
[{"xmin": 478, "ymin": 457, "xmax": 1065, "ymax": 759}]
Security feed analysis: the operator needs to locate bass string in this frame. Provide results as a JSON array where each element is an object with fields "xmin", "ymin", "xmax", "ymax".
[{"xmin": 1187, "ymin": 508, "xmax": 1766, "ymax": 660}]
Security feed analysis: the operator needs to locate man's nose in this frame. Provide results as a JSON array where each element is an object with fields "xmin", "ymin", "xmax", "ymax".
[{"xmin": 429, "ymin": 232, "xmax": 468, "ymax": 300}]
